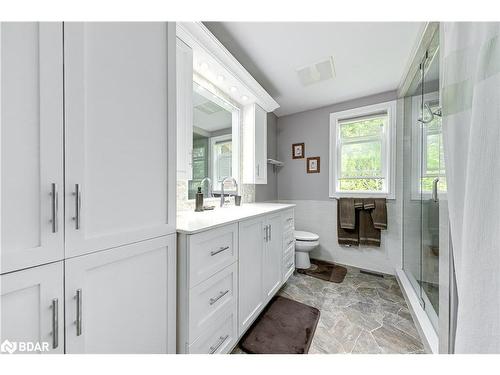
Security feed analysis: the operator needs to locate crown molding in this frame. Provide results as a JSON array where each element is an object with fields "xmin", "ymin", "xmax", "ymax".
[{"xmin": 177, "ymin": 22, "xmax": 280, "ymax": 113}]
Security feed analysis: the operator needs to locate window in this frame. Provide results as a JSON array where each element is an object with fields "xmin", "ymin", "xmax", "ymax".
[
  {"xmin": 329, "ymin": 101, "xmax": 396, "ymax": 198},
  {"xmin": 210, "ymin": 134, "xmax": 234, "ymax": 192}
]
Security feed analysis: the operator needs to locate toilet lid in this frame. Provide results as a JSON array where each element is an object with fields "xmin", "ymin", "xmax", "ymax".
[{"xmin": 294, "ymin": 230, "xmax": 319, "ymax": 241}]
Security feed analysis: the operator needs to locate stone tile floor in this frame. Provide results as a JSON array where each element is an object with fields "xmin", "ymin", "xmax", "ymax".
[{"xmin": 233, "ymin": 266, "xmax": 425, "ymax": 354}]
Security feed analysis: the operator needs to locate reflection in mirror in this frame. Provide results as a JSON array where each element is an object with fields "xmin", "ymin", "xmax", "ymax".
[{"xmin": 188, "ymin": 82, "xmax": 239, "ymax": 199}]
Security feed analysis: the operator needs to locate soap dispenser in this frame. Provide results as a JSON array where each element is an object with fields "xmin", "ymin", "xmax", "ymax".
[{"xmin": 195, "ymin": 186, "xmax": 204, "ymax": 212}]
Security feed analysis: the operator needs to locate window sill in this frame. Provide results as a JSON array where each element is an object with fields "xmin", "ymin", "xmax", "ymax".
[{"xmin": 329, "ymin": 191, "xmax": 395, "ymax": 200}]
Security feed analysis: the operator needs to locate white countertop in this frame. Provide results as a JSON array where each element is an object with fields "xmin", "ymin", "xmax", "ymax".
[{"xmin": 176, "ymin": 203, "xmax": 296, "ymax": 234}]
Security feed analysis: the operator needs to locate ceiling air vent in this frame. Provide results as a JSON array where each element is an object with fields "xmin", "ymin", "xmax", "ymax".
[
  {"xmin": 296, "ymin": 56, "xmax": 336, "ymax": 86},
  {"xmin": 195, "ymin": 100, "xmax": 224, "ymax": 115}
]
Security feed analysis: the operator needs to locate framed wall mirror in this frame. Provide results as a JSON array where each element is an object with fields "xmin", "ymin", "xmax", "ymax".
[{"xmin": 188, "ymin": 81, "xmax": 240, "ymax": 199}]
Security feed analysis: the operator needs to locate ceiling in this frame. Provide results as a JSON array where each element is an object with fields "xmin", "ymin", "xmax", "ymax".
[
  {"xmin": 204, "ymin": 22, "xmax": 424, "ymax": 117},
  {"xmin": 193, "ymin": 89, "xmax": 232, "ymax": 133}
]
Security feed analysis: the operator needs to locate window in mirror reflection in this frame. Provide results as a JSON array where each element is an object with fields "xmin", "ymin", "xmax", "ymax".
[{"xmin": 188, "ymin": 82, "xmax": 239, "ymax": 199}]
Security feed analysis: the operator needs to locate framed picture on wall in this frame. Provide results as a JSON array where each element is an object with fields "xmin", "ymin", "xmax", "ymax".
[
  {"xmin": 292, "ymin": 143, "xmax": 305, "ymax": 159},
  {"xmin": 307, "ymin": 157, "xmax": 320, "ymax": 173}
]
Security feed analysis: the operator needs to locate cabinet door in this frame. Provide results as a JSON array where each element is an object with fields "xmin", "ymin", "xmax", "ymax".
[
  {"xmin": 176, "ymin": 37, "xmax": 193, "ymax": 181},
  {"xmin": 242, "ymin": 103, "xmax": 267, "ymax": 185},
  {"xmin": 254, "ymin": 104, "xmax": 267, "ymax": 184},
  {"xmin": 65, "ymin": 235, "xmax": 176, "ymax": 354},
  {"xmin": 64, "ymin": 22, "xmax": 176, "ymax": 258},
  {"xmin": 238, "ymin": 216, "xmax": 265, "ymax": 335},
  {"xmin": 1, "ymin": 22, "xmax": 64, "ymax": 273},
  {"xmin": 1, "ymin": 262, "xmax": 64, "ymax": 354},
  {"xmin": 263, "ymin": 213, "xmax": 283, "ymax": 300}
]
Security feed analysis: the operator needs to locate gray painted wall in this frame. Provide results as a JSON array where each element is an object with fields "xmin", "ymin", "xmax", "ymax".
[
  {"xmin": 275, "ymin": 91, "xmax": 403, "ymax": 274},
  {"xmin": 276, "ymin": 91, "xmax": 398, "ymax": 200},
  {"xmin": 255, "ymin": 112, "xmax": 278, "ymax": 202}
]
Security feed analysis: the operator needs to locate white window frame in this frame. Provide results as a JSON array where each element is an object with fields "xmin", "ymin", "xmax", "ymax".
[{"xmin": 329, "ymin": 100, "xmax": 396, "ymax": 199}]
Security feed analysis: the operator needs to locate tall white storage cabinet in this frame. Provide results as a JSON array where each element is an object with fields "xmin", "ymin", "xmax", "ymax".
[
  {"xmin": 64, "ymin": 23, "xmax": 176, "ymax": 258},
  {"xmin": 0, "ymin": 22, "xmax": 64, "ymax": 274},
  {"xmin": 0, "ymin": 262, "xmax": 64, "ymax": 354},
  {"xmin": 1, "ymin": 22, "xmax": 177, "ymax": 354},
  {"xmin": 65, "ymin": 236, "xmax": 176, "ymax": 354}
]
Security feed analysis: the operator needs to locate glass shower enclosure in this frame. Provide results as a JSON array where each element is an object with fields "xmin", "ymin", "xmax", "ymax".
[{"xmin": 402, "ymin": 29, "xmax": 443, "ymax": 331}]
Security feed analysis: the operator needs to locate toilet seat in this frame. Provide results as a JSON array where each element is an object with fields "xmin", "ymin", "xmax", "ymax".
[{"xmin": 294, "ymin": 230, "xmax": 319, "ymax": 242}]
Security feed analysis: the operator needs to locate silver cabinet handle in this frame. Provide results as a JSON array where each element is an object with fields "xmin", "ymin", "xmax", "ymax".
[
  {"xmin": 432, "ymin": 177, "xmax": 439, "ymax": 202},
  {"xmin": 50, "ymin": 183, "xmax": 58, "ymax": 233},
  {"xmin": 76, "ymin": 289, "xmax": 82, "ymax": 336},
  {"xmin": 209, "ymin": 289, "xmax": 230, "ymax": 305},
  {"xmin": 286, "ymin": 217, "xmax": 293, "ymax": 222},
  {"xmin": 257, "ymin": 164, "xmax": 260, "ymax": 177},
  {"xmin": 209, "ymin": 334, "xmax": 229, "ymax": 354},
  {"xmin": 52, "ymin": 298, "xmax": 59, "ymax": 349},
  {"xmin": 264, "ymin": 225, "xmax": 268, "ymax": 242},
  {"xmin": 269, "ymin": 225, "xmax": 272, "ymax": 241},
  {"xmin": 210, "ymin": 246, "xmax": 230, "ymax": 256},
  {"xmin": 72, "ymin": 184, "xmax": 82, "ymax": 230}
]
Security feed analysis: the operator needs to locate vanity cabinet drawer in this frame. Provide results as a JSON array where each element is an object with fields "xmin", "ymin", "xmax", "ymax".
[
  {"xmin": 283, "ymin": 250, "xmax": 295, "ymax": 282},
  {"xmin": 283, "ymin": 230, "xmax": 295, "ymax": 251},
  {"xmin": 189, "ymin": 262, "xmax": 237, "ymax": 342},
  {"xmin": 282, "ymin": 210, "xmax": 294, "ymax": 232},
  {"xmin": 188, "ymin": 224, "xmax": 238, "ymax": 286},
  {"xmin": 188, "ymin": 309, "xmax": 237, "ymax": 354},
  {"xmin": 284, "ymin": 242, "xmax": 295, "ymax": 259}
]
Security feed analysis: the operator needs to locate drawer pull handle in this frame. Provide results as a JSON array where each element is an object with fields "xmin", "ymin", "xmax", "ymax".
[
  {"xmin": 209, "ymin": 289, "xmax": 230, "ymax": 305},
  {"xmin": 76, "ymin": 289, "xmax": 82, "ymax": 336},
  {"xmin": 211, "ymin": 246, "xmax": 229, "ymax": 256},
  {"xmin": 286, "ymin": 217, "xmax": 293, "ymax": 222},
  {"xmin": 52, "ymin": 298, "xmax": 59, "ymax": 349},
  {"xmin": 72, "ymin": 184, "xmax": 82, "ymax": 230},
  {"xmin": 50, "ymin": 183, "xmax": 58, "ymax": 233},
  {"xmin": 209, "ymin": 334, "xmax": 229, "ymax": 354}
]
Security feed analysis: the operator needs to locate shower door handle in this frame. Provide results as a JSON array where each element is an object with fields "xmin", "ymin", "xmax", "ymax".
[{"xmin": 432, "ymin": 177, "xmax": 439, "ymax": 202}]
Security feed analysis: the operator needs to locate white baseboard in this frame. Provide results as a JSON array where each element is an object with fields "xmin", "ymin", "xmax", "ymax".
[{"xmin": 395, "ymin": 268, "xmax": 439, "ymax": 354}]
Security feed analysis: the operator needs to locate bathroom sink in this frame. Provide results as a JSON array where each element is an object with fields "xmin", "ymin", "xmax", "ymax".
[{"xmin": 176, "ymin": 203, "xmax": 296, "ymax": 234}]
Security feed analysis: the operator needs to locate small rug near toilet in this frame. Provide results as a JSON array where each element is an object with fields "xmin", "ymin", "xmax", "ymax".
[
  {"xmin": 239, "ymin": 296, "xmax": 320, "ymax": 354},
  {"xmin": 297, "ymin": 259, "xmax": 347, "ymax": 283}
]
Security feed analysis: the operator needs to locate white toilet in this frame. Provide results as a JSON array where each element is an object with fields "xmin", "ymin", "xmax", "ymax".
[{"xmin": 294, "ymin": 230, "xmax": 320, "ymax": 269}]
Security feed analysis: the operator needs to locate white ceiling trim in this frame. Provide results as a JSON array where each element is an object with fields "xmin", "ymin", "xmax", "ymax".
[{"xmin": 177, "ymin": 22, "xmax": 280, "ymax": 113}]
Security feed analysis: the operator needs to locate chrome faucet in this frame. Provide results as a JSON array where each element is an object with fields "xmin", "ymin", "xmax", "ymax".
[
  {"xmin": 220, "ymin": 176, "xmax": 238, "ymax": 207},
  {"xmin": 200, "ymin": 177, "xmax": 213, "ymax": 198}
]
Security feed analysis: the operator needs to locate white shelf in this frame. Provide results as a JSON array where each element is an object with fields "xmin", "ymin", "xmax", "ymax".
[{"xmin": 267, "ymin": 158, "xmax": 284, "ymax": 167}]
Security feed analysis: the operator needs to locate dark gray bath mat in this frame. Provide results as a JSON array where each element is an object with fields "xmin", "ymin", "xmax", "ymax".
[
  {"xmin": 239, "ymin": 296, "xmax": 320, "ymax": 354},
  {"xmin": 297, "ymin": 259, "xmax": 347, "ymax": 283}
]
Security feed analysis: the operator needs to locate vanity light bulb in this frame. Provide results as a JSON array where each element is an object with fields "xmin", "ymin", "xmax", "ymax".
[
  {"xmin": 217, "ymin": 75, "xmax": 225, "ymax": 82},
  {"xmin": 199, "ymin": 62, "xmax": 209, "ymax": 71},
  {"xmin": 230, "ymin": 86, "xmax": 237, "ymax": 93},
  {"xmin": 241, "ymin": 95, "xmax": 249, "ymax": 101}
]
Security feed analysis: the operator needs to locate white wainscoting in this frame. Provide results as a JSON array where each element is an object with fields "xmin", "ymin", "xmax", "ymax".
[{"xmin": 277, "ymin": 199, "xmax": 402, "ymax": 275}]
